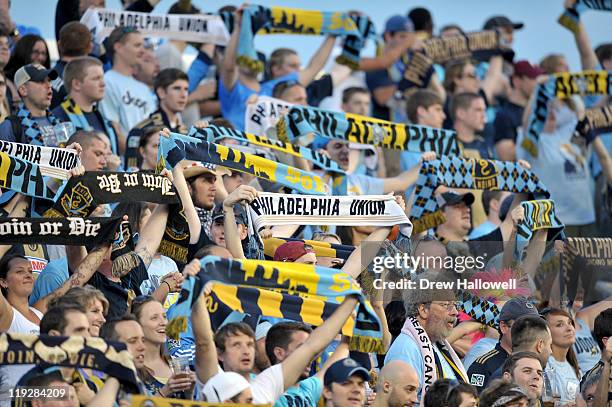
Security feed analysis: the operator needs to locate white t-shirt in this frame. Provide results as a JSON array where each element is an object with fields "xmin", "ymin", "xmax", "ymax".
[
  {"xmin": 100, "ymin": 70, "xmax": 156, "ymax": 135},
  {"xmin": 203, "ymin": 364, "xmax": 285, "ymax": 404},
  {"xmin": 9, "ymin": 306, "xmax": 42, "ymax": 334}
]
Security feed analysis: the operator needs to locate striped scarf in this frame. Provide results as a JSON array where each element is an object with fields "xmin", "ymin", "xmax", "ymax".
[
  {"xmin": 561, "ymin": 237, "xmax": 612, "ymax": 303},
  {"xmin": 0, "ymin": 151, "xmax": 57, "ymax": 200},
  {"xmin": 264, "ymin": 237, "xmax": 355, "ymax": 261},
  {"xmin": 59, "ymin": 97, "xmax": 119, "ymax": 154},
  {"xmin": 157, "ymin": 132, "xmax": 328, "ymax": 195},
  {"xmin": 166, "ymin": 256, "xmax": 384, "ymax": 353},
  {"xmin": 410, "ymin": 156, "xmax": 549, "ymax": 233},
  {"xmin": 131, "ymin": 396, "xmax": 259, "ymax": 407},
  {"xmin": 522, "ymin": 71, "xmax": 612, "ymax": 157},
  {"xmin": 0, "ymin": 140, "xmax": 80, "ymax": 179},
  {"xmin": 516, "ymin": 200, "xmax": 565, "ymax": 241},
  {"xmin": 235, "ymin": 5, "xmax": 379, "ymax": 73},
  {"xmin": 276, "ymin": 105, "xmax": 460, "ymax": 156},
  {"xmin": 0, "ymin": 333, "xmax": 140, "ymax": 393},
  {"xmin": 189, "ymin": 124, "xmax": 346, "ymax": 173},
  {"xmin": 558, "ymin": 0, "xmax": 612, "ymax": 33},
  {"xmin": 16, "ymin": 103, "xmax": 60, "ymax": 146}
]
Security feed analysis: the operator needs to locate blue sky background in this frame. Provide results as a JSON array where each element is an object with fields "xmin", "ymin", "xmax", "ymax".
[{"xmin": 11, "ymin": 0, "xmax": 611, "ymax": 69}]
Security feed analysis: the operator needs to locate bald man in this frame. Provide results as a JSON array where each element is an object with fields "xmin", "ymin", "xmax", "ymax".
[{"xmin": 373, "ymin": 360, "xmax": 419, "ymax": 407}]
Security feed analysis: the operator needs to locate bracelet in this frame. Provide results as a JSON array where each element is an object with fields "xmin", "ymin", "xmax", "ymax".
[{"xmin": 162, "ymin": 280, "xmax": 171, "ymax": 291}]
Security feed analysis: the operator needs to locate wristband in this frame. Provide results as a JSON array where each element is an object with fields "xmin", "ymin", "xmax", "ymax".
[{"xmin": 163, "ymin": 280, "xmax": 171, "ymax": 291}]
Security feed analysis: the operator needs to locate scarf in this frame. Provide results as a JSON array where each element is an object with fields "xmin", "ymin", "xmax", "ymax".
[
  {"xmin": 457, "ymin": 290, "xmax": 501, "ymax": 330},
  {"xmin": 276, "ymin": 105, "xmax": 460, "ymax": 156},
  {"xmin": 59, "ymin": 96, "xmax": 119, "ymax": 154},
  {"xmin": 401, "ymin": 316, "xmax": 467, "ymax": 403},
  {"xmin": 235, "ymin": 5, "xmax": 379, "ymax": 73},
  {"xmin": 80, "ymin": 7, "xmax": 230, "ymax": 46},
  {"xmin": 131, "ymin": 396, "xmax": 263, "ymax": 407},
  {"xmin": 516, "ymin": 199, "xmax": 565, "ymax": 241},
  {"xmin": 16, "ymin": 103, "xmax": 61, "ymax": 146},
  {"xmin": 0, "ymin": 332, "xmax": 140, "ymax": 393},
  {"xmin": 0, "ymin": 216, "xmax": 123, "ymax": 246},
  {"xmin": 0, "ymin": 151, "xmax": 58, "ymax": 200},
  {"xmin": 167, "ymin": 256, "xmax": 384, "ymax": 353},
  {"xmin": 522, "ymin": 71, "xmax": 612, "ymax": 157},
  {"xmin": 157, "ymin": 133, "xmax": 328, "ymax": 195},
  {"xmin": 574, "ymin": 104, "xmax": 612, "ymax": 144},
  {"xmin": 244, "ymin": 95, "xmax": 293, "ymax": 137},
  {"xmin": 558, "ymin": 0, "xmax": 612, "ymax": 33},
  {"xmin": 44, "ymin": 171, "xmax": 179, "ymax": 218},
  {"xmin": 0, "ymin": 140, "xmax": 80, "ymax": 179},
  {"xmin": 189, "ymin": 124, "xmax": 346, "ymax": 174},
  {"xmin": 410, "ymin": 156, "xmax": 549, "ymax": 233},
  {"xmin": 264, "ymin": 237, "xmax": 355, "ymax": 261},
  {"xmin": 248, "ymin": 192, "xmax": 412, "ymax": 234},
  {"xmin": 562, "ymin": 237, "xmax": 612, "ymax": 303},
  {"xmin": 400, "ymin": 30, "xmax": 504, "ymax": 90}
]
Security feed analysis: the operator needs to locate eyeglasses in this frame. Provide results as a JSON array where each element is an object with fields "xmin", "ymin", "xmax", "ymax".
[{"xmin": 430, "ymin": 301, "xmax": 461, "ymax": 311}]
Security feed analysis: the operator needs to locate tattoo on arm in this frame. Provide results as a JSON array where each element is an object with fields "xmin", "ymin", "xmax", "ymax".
[{"xmin": 135, "ymin": 247, "xmax": 154, "ymax": 268}]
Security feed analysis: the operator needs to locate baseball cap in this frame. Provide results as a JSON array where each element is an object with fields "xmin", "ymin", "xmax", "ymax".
[
  {"xmin": 483, "ymin": 15, "xmax": 524, "ymax": 31},
  {"xmin": 499, "ymin": 194, "xmax": 514, "ymax": 222},
  {"xmin": 14, "ymin": 63, "xmax": 58, "ymax": 88},
  {"xmin": 202, "ymin": 371, "xmax": 250, "ymax": 402},
  {"xmin": 182, "ymin": 160, "xmax": 231, "ymax": 179},
  {"xmin": 436, "ymin": 190, "xmax": 475, "ymax": 208},
  {"xmin": 273, "ymin": 241, "xmax": 315, "ymax": 262},
  {"xmin": 500, "ymin": 297, "xmax": 538, "ymax": 322},
  {"xmin": 211, "ymin": 203, "xmax": 247, "ymax": 226},
  {"xmin": 384, "ymin": 15, "xmax": 414, "ymax": 34},
  {"xmin": 324, "ymin": 357, "xmax": 370, "ymax": 386},
  {"xmin": 513, "ymin": 60, "xmax": 545, "ymax": 79}
]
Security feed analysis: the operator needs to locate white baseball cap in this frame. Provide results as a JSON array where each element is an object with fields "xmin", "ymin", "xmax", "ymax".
[{"xmin": 202, "ymin": 371, "xmax": 251, "ymax": 402}]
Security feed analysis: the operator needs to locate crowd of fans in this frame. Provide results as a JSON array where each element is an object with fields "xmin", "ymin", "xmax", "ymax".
[{"xmin": 0, "ymin": 0, "xmax": 610, "ymax": 406}]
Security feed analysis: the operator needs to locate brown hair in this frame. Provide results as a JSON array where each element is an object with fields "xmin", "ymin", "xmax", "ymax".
[
  {"xmin": 405, "ymin": 89, "xmax": 444, "ymax": 123},
  {"xmin": 48, "ymin": 285, "xmax": 109, "ymax": 316},
  {"xmin": 268, "ymin": 48, "xmax": 297, "ymax": 77},
  {"xmin": 543, "ymin": 307, "xmax": 581, "ymax": 379},
  {"xmin": 449, "ymin": 92, "xmax": 482, "ymax": 122},
  {"xmin": 502, "ymin": 351, "xmax": 542, "ymax": 376},
  {"xmin": 58, "ymin": 22, "xmax": 92, "ymax": 57},
  {"xmin": 214, "ymin": 322, "xmax": 256, "ymax": 354},
  {"xmin": 539, "ymin": 54, "xmax": 565, "ymax": 74},
  {"xmin": 63, "ymin": 56, "xmax": 103, "ymax": 94},
  {"xmin": 443, "ymin": 59, "xmax": 472, "ymax": 93}
]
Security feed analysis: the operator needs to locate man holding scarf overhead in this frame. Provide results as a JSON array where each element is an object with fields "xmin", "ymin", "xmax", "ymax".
[
  {"xmin": 385, "ymin": 270, "xmax": 468, "ymax": 403},
  {"xmin": 219, "ymin": 6, "xmax": 336, "ymax": 131}
]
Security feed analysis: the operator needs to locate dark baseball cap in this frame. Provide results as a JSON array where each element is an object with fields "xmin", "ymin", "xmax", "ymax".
[
  {"xmin": 513, "ymin": 60, "xmax": 545, "ymax": 79},
  {"xmin": 436, "ymin": 190, "xmax": 475, "ymax": 208},
  {"xmin": 483, "ymin": 15, "xmax": 524, "ymax": 31},
  {"xmin": 324, "ymin": 358, "xmax": 370, "ymax": 386},
  {"xmin": 212, "ymin": 203, "xmax": 247, "ymax": 226},
  {"xmin": 14, "ymin": 63, "xmax": 58, "ymax": 88},
  {"xmin": 384, "ymin": 15, "xmax": 414, "ymax": 34},
  {"xmin": 500, "ymin": 297, "xmax": 538, "ymax": 322}
]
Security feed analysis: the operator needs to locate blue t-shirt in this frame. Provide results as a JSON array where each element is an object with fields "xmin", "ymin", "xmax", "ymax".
[
  {"xmin": 275, "ymin": 376, "xmax": 322, "ymax": 407},
  {"xmin": 573, "ymin": 318, "xmax": 601, "ymax": 374},
  {"xmin": 545, "ymin": 356, "xmax": 580, "ymax": 403},
  {"xmin": 462, "ymin": 337, "xmax": 497, "ymax": 371},
  {"xmin": 468, "ymin": 220, "xmax": 498, "ymax": 240},
  {"xmin": 219, "ymin": 72, "xmax": 299, "ymax": 131},
  {"xmin": 385, "ymin": 333, "xmax": 460, "ymax": 401},
  {"xmin": 29, "ymin": 258, "xmax": 68, "ymax": 306}
]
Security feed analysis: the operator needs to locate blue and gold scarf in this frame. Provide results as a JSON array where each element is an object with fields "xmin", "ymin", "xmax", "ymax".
[
  {"xmin": 59, "ymin": 97, "xmax": 119, "ymax": 154},
  {"xmin": 167, "ymin": 256, "xmax": 384, "ymax": 353},
  {"xmin": 0, "ymin": 151, "xmax": 57, "ymax": 200},
  {"xmin": 16, "ymin": 103, "xmax": 60, "ymax": 146},
  {"xmin": 559, "ymin": 0, "xmax": 612, "ymax": 33},
  {"xmin": 235, "ymin": 5, "xmax": 380, "ymax": 73},
  {"xmin": 276, "ymin": 105, "xmax": 461, "ymax": 156},
  {"xmin": 516, "ymin": 199, "xmax": 565, "ymax": 242},
  {"xmin": 158, "ymin": 132, "xmax": 328, "ymax": 195}
]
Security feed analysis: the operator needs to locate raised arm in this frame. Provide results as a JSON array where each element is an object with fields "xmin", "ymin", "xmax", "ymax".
[
  {"xmin": 314, "ymin": 336, "xmax": 350, "ymax": 380},
  {"xmin": 522, "ymin": 229, "xmax": 548, "ymax": 281},
  {"xmin": 481, "ymin": 55, "xmax": 505, "ymax": 103},
  {"xmin": 280, "ymin": 295, "xmax": 358, "ymax": 390},
  {"xmin": 575, "ymin": 296, "xmax": 612, "ymax": 330},
  {"xmin": 220, "ymin": 9, "xmax": 241, "ymax": 91},
  {"xmin": 33, "ymin": 244, "xmax": 110, "ymax": 313},
  {"xmin": 190, "ymin": 273, "xmax": 219, "ymax": 384},
  {"xmin": 592, "ymin": 137, "xmax": 612, "ymax": 186},
  {"xmin": 298, "ymin": 36, "xmax": 336, "ymax": 86},
  {"xmin": 132, "ymin": 203, "xmax": 169, "ymax": 270},
  {"xmin": 170, "ymin": 156, "xmax": 203, "ymax": 245},
  {"xmin": 383, "ymin": 152, "xmax": 436, "ymax": 194},
  {"xmin": 223, "ymin": 185, "xmax": 259, "ymax": 259}
]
